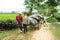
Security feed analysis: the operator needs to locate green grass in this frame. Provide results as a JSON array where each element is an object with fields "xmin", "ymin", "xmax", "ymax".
[
  {"xmin": 51, "ymin": 23, "xmax": 60, "ymax": 40},
  {"xmin": 0, "ymin": 29, "xmax": 18, "ymax": 40}
]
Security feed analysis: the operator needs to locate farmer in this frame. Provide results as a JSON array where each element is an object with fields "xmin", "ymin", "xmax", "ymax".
[
  {"xmin": 16, "ymin": 13, "xmax": 23, "ymax": 32},
  {"xmin": 23, "ymin": 12, "xmax": 30, "ymax": 33}
]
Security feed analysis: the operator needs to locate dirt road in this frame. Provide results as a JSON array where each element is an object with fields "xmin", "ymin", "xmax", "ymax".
[{"xmin": 29, "ymin": 24, "xmax": 55, "ymax": 40}]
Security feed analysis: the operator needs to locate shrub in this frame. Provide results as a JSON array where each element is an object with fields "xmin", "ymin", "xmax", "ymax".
[
  {"xmin": 0, "ymin": 20, "xmax": 18, "ymax": 30},
  {"xmin": 54, "ymin": 13, "xmax": 60, "ymax": 21},
  {"xmin": 0, "ymin": 22, "xmax": 4, "ymax": 31},
  {"xmin": 46, "ymin": 17, "xmax": 58, "ymax": 23}
]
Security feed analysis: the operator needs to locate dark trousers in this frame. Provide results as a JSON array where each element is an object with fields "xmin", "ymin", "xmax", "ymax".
[
  {"xmin": 23, "ymin": 24, "xmax": 27, "ymax": 33},
  {"xmin": 18, "ymin": 22, "xmax": 23, "ymax": 31}
]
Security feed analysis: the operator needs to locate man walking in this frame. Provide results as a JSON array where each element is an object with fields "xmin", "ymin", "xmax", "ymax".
[
  {"xmin": 23, "ymin": 12, "xmax": 30, "ymax": 33},
  {"xmin": 16, "ymin": 13, "xmax": 23, "ymax": 32}
]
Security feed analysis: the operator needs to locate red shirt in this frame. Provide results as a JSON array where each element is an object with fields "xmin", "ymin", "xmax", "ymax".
[{"xmin": 16, "ymin": 15, "xmax": 23, "ymax": 23}]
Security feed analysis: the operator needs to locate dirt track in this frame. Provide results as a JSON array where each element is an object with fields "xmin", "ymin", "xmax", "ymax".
[{"xmin": 29, "ymin": 24, "xmax": 55, "ymax": 40}]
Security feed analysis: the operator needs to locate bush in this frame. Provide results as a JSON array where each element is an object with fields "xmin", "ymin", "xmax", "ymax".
[
  {"xmin": 46, "ymin": 17, "xmax": 58, "ymax": 23},
  {"xmin": 56, "ymin": 17, "xmax": 60, "ymax": 22},
  {"xmin": 0, "ymin": 20, "xmax": 18, "ymax": 30},
  {"xmin": 54, "ymin": 13, "xmax": 60, "ymax": 21},
  {"xmin": 0, "ymin": 21, "xmax": 5, "ymax": 30}
]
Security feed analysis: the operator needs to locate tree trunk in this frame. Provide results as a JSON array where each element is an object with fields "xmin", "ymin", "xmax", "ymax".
[{"xmin": 29, "ymin": 4, "xmax": 33, "ymax": 15}]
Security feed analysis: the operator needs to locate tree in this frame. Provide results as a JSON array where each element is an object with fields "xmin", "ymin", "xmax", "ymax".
[
  {"xmin": 45, "ymin": 0, "xmax": 58, "ymax": 16},
  {"xmin": 24, "ymin": 0, "xmax": 34, "ymax": 15},
  {"xmin": 24, "ymin": 0, "xmax": 44, "ymax": 15},
  {"xmin": 56, "ymin": 0, "xmax": 60, "ymax": 5},
  {"xmin": 24, "ymin": 0, "xmax": 59, "ymax": 17}
]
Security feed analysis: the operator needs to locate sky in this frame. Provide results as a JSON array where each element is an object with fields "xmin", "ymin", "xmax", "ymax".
[
  {"xmin": 0, "ymin": 0, "xmax": 26, "ymax": 12},
  {"xmin": 0, "ymin": 0, "xmax": 48, "ymax": 13},
  {"xmin": 0, "ymin": 0, "xmax": 60, "ymax": 13}
]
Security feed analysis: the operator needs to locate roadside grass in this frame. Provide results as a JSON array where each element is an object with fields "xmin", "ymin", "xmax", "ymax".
[
  {"xmin": 51, "ymin": 23, "xmax": 60, "ymax": 40},
  {"xmin": 0, "ymin": 29, "xmax": 18, "ymax": 40},
  {"xmin": 0, "ymin": 27, "xmax": 36, "ymax": 40}
]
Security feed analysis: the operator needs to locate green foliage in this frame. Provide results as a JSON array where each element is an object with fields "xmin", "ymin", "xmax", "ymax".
[
  {"xmin": 0, "ymin": 20, "xmax": 18, "ymax": 30},
  {"xmin": 0, "ymin": 14, "xmax": 16, "ymax": 21},
  {"xmin": 47, "ymin": 0, "xmax": 57, "ymax": 6},
  {"xmin": 24, "ymin": 0, "xmax": 45, "ymax": 15},
  {"xmin": 54, "ymin": 13, "xmax": 60, "ymax": 21},
  {"xmin": 56, "ymin": 0, "xmax": 60, "ymax": 5},
  {"xmin": 54, "ymin": 13, "xmax": 60, "ymax": 18},
  {"xmin": 0, "ymin": 14, "xmax": 18, "ymax": 30},
  {"xmin": 24, "ymin": 0, "xmax": 58, "ymax": 16},
  {"xmin": 46, "ymin": 17, "xmax": 58, "ymax": 23}
]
